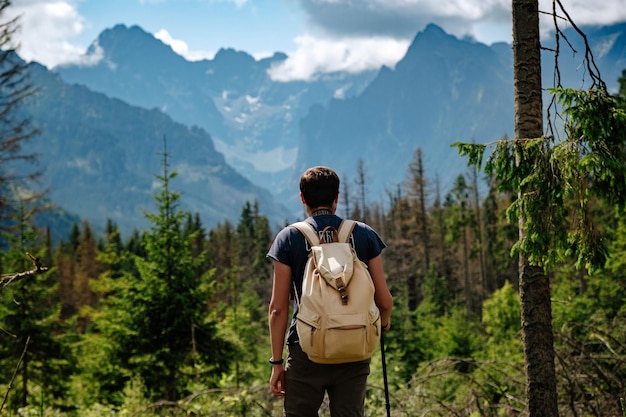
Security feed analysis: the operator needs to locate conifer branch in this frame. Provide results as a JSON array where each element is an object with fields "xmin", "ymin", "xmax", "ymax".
[{"xmin": 0, "ymin": 252, "xmax": 49, "ymax": 289}]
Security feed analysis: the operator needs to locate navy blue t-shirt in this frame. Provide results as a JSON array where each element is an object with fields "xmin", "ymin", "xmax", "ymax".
[{"xmin": 267, "ymin": 214, "xmax": 386, "ymax": 345}]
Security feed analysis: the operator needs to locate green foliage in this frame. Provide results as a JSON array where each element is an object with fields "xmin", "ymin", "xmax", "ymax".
[
  {"xmin": 83, "ymin": 145, "xmax": 236, "ymax": 403},
  {"xmin": 422, "ymin": 266, "xmax": 449, "ymax": 317},
  {"xmin": 0, "ymin": 208, "xmax": 71, "ymax": 412},
  {"xmin": 480, "ymin": 281, "xmax": 524, "ymax": 388},
  {"xmin": 455, "ymin": 86, "xmax": 626, "ymax": 274},
  {"xmin": 554, "ymin": 87, "xmax": 626, "ymax": 203},
  {"xmin": 453, "ymin": 142, "xmax": 487, "ymax": 169},
  {"xmin": 387, "ymin": 297, "xmax": 425, "ymax": 382},
  {"xmin": 546, "ymin": 215, "xmax": 626, "ymax": 415},
  {"xmin": 414, "ymin": 304, "xmax": 482, "ymax": 367},
  {"xmin": 212, "ymin": 288, "xmax": 268, "ymax": 387},
  {"xmin": 445, "ymin": 174, "xmax": 472, "ymax": 244},
  {"xmin": 550, "ymin": 265, "xmax": 626, "ymax": 415},
  {"xmin": 482, "ymin": 281, "xmax": 521, "ymax": 343},
  {"xmin": 67, "ymin": 330, "xmax": 128, "ymax": 408}
]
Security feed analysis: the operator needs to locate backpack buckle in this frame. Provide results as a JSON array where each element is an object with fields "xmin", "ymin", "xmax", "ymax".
[{"xmin": 336, "ymin": 277, "xmax": 349, "ymax": 305}]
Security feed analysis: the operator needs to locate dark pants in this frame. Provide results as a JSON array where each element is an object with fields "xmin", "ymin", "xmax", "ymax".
[{"xmin": 284, "ymin": 343, "xmax": 371, "ymax": 417}]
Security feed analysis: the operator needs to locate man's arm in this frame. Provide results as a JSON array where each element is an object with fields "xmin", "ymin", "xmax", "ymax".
[
  {"xmin": 368, "ymin": 255, "xmax": 393, "ymax": 330},
  {"xmin": 268, "ymin": 259, "xmax": 292, "ymax": 396}
]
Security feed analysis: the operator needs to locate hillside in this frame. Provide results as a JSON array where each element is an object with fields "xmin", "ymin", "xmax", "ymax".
[{"xmin": 23, "ymin": 61, "xmax": 292, "ymax": 238}]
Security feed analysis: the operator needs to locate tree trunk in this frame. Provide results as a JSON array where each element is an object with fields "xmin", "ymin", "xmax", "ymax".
[
  {"xmin": 512, "ymin": 0, "xmax": 559, "ymax": 415},
  {"xmin": 415, "ymin": 149, "xmax": 430, "ymax": 272},
  {"xmin": 471, "ymin": 167, "xmax": 487, "ymax": 300}
]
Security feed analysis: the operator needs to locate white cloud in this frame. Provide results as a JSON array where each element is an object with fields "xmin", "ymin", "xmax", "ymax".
[
  {"xmin": 155, "ymin": 29, "xmax": 215, "ymax": 61},
  {"xmin": 268, "ymin": 34, "xmax": 410, "ymax": 82},
  {"xmin": 536, "ymin": 0, "xmax": 626, "ymax": 42},
  {"xmin": 210, "ymin": 0, "xmax": 249, "ymax": 8},
  {"xmin": 6, "ymin": 0, "xmax": 86, "ymax": 68},
  {"xmin": 539, "ymin": 0, "xmax": 626, "ymax": 26},
  {"xmin": 154, "ymin": 29, "xmax": 189, "ymax": 58},
  {"xmin": 296, "ymin": 0, "xmax": 626, "ymax": 45}
]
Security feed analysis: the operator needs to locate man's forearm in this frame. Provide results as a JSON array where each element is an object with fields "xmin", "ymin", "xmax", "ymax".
[{"xmin": 269, "ymin": 308, "xmax": 289, "ymax": 360}]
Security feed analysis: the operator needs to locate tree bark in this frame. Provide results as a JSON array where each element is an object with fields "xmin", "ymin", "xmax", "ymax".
[{"xmin": 512, "ymin": 0, "xmax": 559, "ymax": 415}]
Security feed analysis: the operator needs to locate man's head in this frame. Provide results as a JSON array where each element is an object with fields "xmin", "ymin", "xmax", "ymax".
[{"xmin": 299, "ymin": 166, "xmax": 340, "ymax": 209}]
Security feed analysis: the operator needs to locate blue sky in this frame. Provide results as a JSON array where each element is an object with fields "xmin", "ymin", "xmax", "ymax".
[
  {"xmin": 74, "ymin": 0, "xmax": 305, "ymax": 59},
  {"xmin": 7, "ymin": 0, "xmax": 626, "ymax": 81}
]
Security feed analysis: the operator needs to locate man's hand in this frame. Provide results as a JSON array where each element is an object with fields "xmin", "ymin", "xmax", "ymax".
[{"xmin": 270, "ymin": 365, "xmax": 285, "ymax": 397}]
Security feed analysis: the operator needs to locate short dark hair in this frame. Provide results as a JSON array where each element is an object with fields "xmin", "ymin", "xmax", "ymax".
[{"xmin": 299, "ymin": 166, "xmax": 340, "ymax": 209}]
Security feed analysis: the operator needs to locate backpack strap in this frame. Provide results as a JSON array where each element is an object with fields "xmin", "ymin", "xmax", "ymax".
[
  {"xmin": 291, "ymin": 221, "xmax": 320, "ymax": 246},
  {"xmin": 337, "ymin": 219, "xmax": 356, "ymax": 243},
  {"xmin": 290, "ymin": 221, "xmax": 319, "ymax": 307},
  {"xmin": 293, "ymin": 219, "xmax": 356, "ymax": 245}
]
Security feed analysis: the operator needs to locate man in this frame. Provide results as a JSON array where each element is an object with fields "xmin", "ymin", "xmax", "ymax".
[{"xmin": 267, "ymin": 166, "xmax": 393, "ymax": 417}]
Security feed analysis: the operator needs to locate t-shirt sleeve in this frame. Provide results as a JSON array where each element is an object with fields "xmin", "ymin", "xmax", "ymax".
[
  {"xmin": 366, "ymin": 224, "xmax": 386, "ymax": 259},
  {"xmin": 352, "ymin": 221, "xmax": 386, "ymax": 262},
  {"xmin": 267, "ymin": 226, "xmax": 295, "ymax": 265}
]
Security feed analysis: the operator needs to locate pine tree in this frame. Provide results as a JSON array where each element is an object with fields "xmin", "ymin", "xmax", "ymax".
[
  {"xmin": 446, "ymin": 174, "xmax": 475, "ymax": 314},
  {"xmin": 93, "ymin": 140, "xmax": 234, "ymax": 401}
]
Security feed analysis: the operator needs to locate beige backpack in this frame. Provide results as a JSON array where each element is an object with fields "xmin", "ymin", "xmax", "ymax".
[{"xmin": 292, "ymin": 220, "xmax": 381, "ymax": 364}]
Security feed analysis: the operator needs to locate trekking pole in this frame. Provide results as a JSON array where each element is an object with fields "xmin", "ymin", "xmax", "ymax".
[{"xmin": 380, "ymin": 330, "xmax": 391, "ymax": 417}]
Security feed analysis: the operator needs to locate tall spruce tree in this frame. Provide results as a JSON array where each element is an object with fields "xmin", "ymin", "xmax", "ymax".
[
  {"xmin": 95, "ymin": 141, "xmax": 233, "ymax": 401},
  {"xmin": 446, "ymin": 173, "xmax": 482, "ymax": 314}
]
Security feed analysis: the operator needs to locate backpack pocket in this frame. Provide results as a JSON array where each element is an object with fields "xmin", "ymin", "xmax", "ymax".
[
  {"xmin": 324, "ymin": 313, "xmax": 370, "ymax": 360},
  {"xmin": 298, "ymin": 306, "xmax": 381, "ymax": 363},
  {"xmin": 367, "ymin": 305, "xmax": 381, "ymax": 353},
  {"xmin": 296, "ymin": 307, "xmax": 321, "ymax": 356}
]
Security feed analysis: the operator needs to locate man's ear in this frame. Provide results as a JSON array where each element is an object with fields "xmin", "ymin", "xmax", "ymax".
[{"xmin": 300, "ymin": 192, "xmax": 306, "ymax": 205}]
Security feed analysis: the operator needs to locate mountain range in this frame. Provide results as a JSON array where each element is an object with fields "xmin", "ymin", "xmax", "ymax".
[
  {"xmin": 55, "ymin": 25, "xmax": 377, "ymax": 200},
  {"xmin": 15, "ymin": 21, "xmax": 626, "ymax": 239},
  {"xmin": 22, "ymin": 60, "xmax": 291, "ymax": 238}
]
